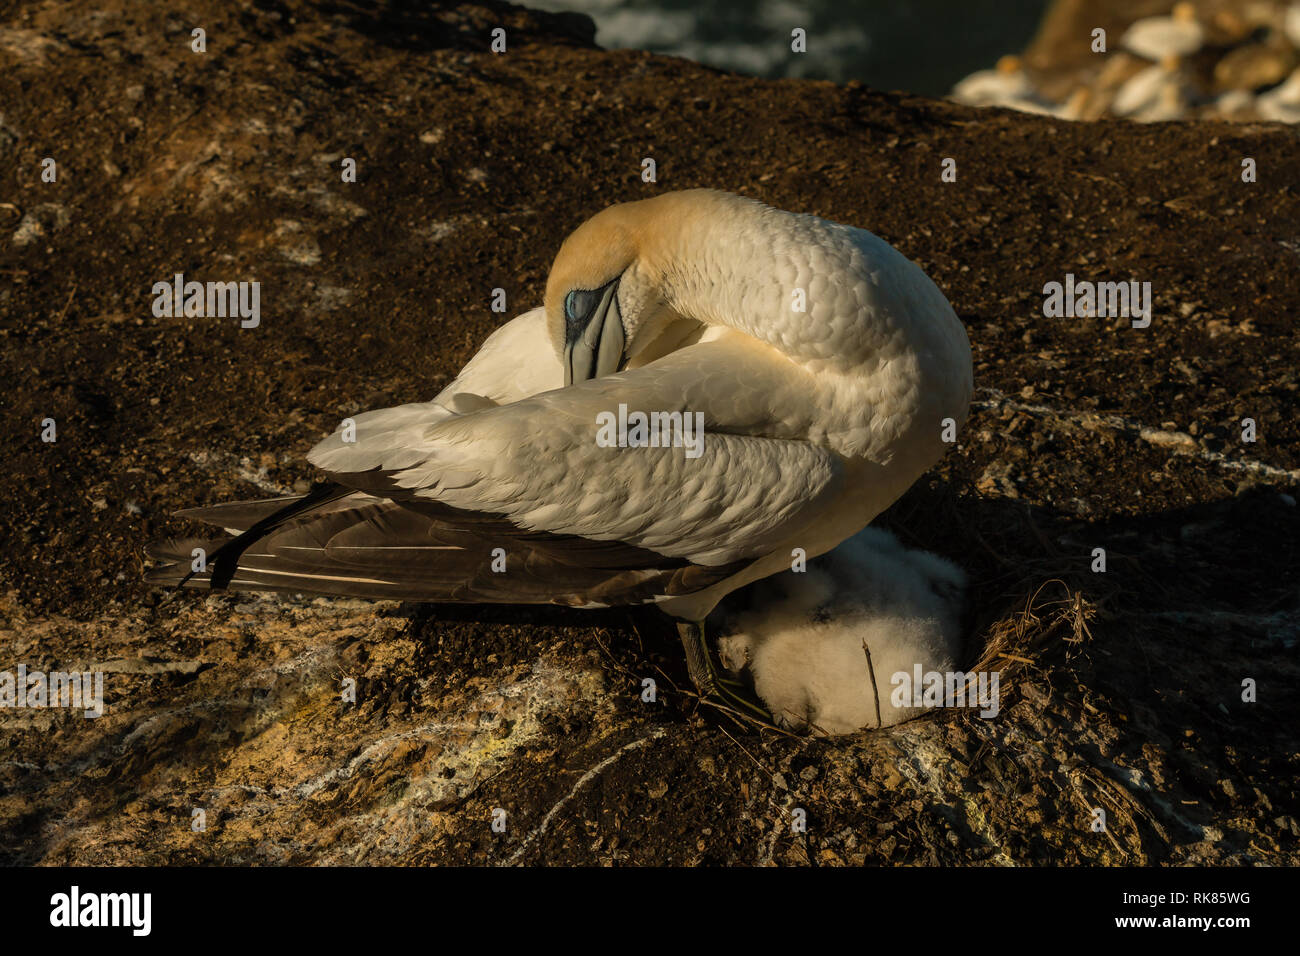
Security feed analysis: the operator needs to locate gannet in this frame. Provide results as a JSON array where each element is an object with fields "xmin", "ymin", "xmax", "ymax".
[
  {"xmin": 950, "ymin": 55, "xmax": 1064, "ymax": 116},
  {"xmin": 951, "ymin": 55, "xmax": 1036, "ymax": 108},
  {"xmin": 1120, "ymin": 2, "xmax": 1204, "ymax": 62},
  {"xmin": 715, "ymin": 527, "xmax": 966, "ymax": 734},
  {"xmin": 148, "ymin": 189, "xmax": 973, "ymax": 720},
  {"xmin": 950, "ymin": 56, "xmax": 1091, "ymax": 120},
  {"xmin": 1257, "ymin": 67, "xmax": 1300, "ymax": 123},
  {"xmin": 1111, "ymin": 54, "xmax": 1193, "ymax": 122}
]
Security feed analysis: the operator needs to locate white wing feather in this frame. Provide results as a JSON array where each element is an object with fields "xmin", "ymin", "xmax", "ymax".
[{"xmin": 309, "ymin": 329, "xmax": 844, "ymax": 565}]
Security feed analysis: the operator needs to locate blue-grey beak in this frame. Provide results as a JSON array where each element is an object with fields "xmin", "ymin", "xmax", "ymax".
[{"xmin": 563, "ymin": 278, "xmax": 625, "ymax": 386}]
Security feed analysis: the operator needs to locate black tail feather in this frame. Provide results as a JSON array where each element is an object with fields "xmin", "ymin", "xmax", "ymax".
[{"xmin": 179, "ymin": 482, "xmax": 351, "ymax": 590}]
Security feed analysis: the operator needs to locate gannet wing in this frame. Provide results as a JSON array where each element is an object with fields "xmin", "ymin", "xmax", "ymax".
[
  {"xmin": 145, "ymin": 490, "xmax": 748, "ymax": 605},
  {"xmin": 149, "ymin": 331, "xmax": 844, "ymax": 604},
  {"xmin": 309, "ymin": 332, "xmax": 845, "ymax": 567}
]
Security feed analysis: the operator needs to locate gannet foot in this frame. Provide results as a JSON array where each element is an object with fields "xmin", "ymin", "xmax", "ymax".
[{"xmin": 676, "ymin": 619, "xmax": 775, "ymax": 728}]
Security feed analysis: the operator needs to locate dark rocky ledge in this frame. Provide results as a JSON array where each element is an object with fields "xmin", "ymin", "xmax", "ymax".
[{"xmin": 0, "ymin": 0, "xmax": 1297, "ymax": 864}]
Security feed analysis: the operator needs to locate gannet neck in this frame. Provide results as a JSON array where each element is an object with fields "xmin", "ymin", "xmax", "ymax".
[
  {"xmin": 640, "ymin": 190, "xmax": 960, "ymax": 369},
  {"xmin": 545, "ymin": 189, "xmax": 971, "ymax": 462},
  {"xmin": 634, "ymin": 191, "xmax": 972, "ymax": 453}
]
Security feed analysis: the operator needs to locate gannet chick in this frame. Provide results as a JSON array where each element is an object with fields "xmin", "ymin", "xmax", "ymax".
[
  {"xmin": 715, "ymin": 527, "xmax": 966, "ymax": 734},
  {"xmin": 1121, "ymin": 2, "xmax": 1204, "ymax": 61}
]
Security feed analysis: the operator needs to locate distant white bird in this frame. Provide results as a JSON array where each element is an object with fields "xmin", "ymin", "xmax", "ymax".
[
  {"xmin": 1286, "ymin": 4, "xmax": 1300, "ymax": 49},
  {"xmin": 951, "ymin": 55, "xmax": 1037, "ymax": 108},
  {"xmin": 716, "ymin": 527, "xmax": 966, "ymax": 734},
  {"xmin": 149, "ymin": 189, "xmax": 972, "ymax": 719},
  {"xmin": 1121, "ymin": 2, "xmax": 1204, "ymax": 61},
  {"xmin": 1213, "ymin": 88, "xmax": 1257, "ymax": 118},
  {"xmin": 1112, "ymin": 54, "xmax": 1193, "ymax": 122},
  {"xmin": 951, "ymin": 56, "xmax": 1091, "ymax": 120},
  {"xmin": 951, "ymin": 54, "xmax": 1072, "ymax": 117},
  {"xmin": 1257, "ymin": 67, "xmax": 1300, "ymax": 122}
]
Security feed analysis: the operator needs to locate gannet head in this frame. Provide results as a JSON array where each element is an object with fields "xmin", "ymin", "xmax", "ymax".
[{"xmin": 545, "ymin": 194, "xmax": 700, "ymax": 385}]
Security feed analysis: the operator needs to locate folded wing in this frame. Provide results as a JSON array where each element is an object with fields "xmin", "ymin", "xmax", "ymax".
[
  {"xmin": 309, "ymin": 332, "xmax": 844, "ymax": 565},
  {"xmin": 149, "ymin": 324, "xmax": 845, "ymax": 606}
]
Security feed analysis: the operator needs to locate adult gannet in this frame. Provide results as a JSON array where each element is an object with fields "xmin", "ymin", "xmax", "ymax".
[
  {"xmin": 950, "ymin": 56, "xmax": 1088, "ymax": 120},
  {"xmin": 950, "ymin": 55, "xmax": 1036, "ymax": 108},
  {"xmin": 148, "ymin": 189, "xmax": 973, "ymax": 720},
  {"xmin": 1120, "ymin": 2, "xmax": 1205, "ymax": 62},
  {"xmin": 950, "ymin": 54, "xmax": 1064, "ymax": 116},
  {"xmin": 1111, "ymin": 54, "xmax": 1193, "ymax": 122},
  {"xmin": 1257, "ymin": 67, "xmax": 1300, "ymax": 123}
]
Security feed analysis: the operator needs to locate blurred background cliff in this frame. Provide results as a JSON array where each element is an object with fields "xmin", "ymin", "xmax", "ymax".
[{"xmin": 532, "ymin": 0, "xmax": 1300, "ymax": 121}]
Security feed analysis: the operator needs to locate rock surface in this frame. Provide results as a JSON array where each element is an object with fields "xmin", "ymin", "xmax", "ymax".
[{"xmin": 1, "ymin": 0, "xmax": 1297, "ymax": 865}]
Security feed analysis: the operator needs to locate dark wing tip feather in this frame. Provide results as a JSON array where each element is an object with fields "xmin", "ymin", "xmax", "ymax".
[
  {"xmin": 145, "ymin": 536, "xmax": 224, "ymax": 564},
  {"xmin": 174, "ymin": 494, "xmax": 306, "ymax": 530},
  {"xmin": 144, "ymin": 536, "xmax": 224, "ymax": 588},
  {"xmin": 146, "ymin": 484, "xmax": 751, "ymax": 606}
]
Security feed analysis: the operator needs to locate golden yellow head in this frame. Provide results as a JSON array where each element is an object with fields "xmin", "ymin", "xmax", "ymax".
[
  {"xmin": 543, "ymin": 190, "xmax": 731, "ymax": 384},
  {"xmin": 544, "ymin": 202, "xmax": 641, "ymax": 346}
]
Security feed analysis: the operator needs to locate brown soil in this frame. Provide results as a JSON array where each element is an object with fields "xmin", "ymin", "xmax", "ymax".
[{"xmin": 0, "ymin": 0, "xmax": 1296, "ymax": 865}]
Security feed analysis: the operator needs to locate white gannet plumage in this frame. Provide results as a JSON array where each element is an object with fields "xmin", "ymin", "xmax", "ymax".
[
  {"xmin": 950, "ymin": 54, "xmax": 1067, "ymax": 116},
  {"xmin": 715, "ymin": 527, "xmax": 967, "ymax": 734},
  {"xmin": 149, "ymin": 189, "xmax": 972, "ymax": 654},
  {"xmin": 1257, "ymin": 67, "xmax": 1300, "ymax": 123},
  {"xmin": 1120, "ymin": 2, "xmax": 1204, "ymax": 62},
  {"xmin": 1111, "ymin": 54, "xmax": 1192, "ymax": 122},
  {"xmin": 951, "ymin": 55, "xmax": 1036, "ymax": 108}
]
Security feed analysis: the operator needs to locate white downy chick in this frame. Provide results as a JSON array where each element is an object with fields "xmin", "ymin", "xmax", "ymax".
[{"xmin": 715, "ymin": 527, "xmax": 967, "ymax": 735}]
